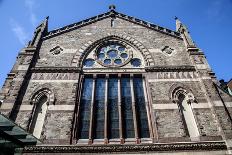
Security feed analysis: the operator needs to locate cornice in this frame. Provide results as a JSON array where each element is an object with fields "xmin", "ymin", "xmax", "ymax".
[
  {"xmin": 31, "ymin": 67, "xmax": 81, "ymax": 73},
  {"xmin": 23, "ymin": 141, "xmax": 226, "ymax": 153},
  {"xmin": 145, "ymin": 65, "xmax": 196, "ymax": 72},
  {"xmin": 43, "ymin": 11, "xmax": 181, "ymax": 40},
  {"xmin": 189, "ymin": 51, "xmax": 205, "ymax": 56}
]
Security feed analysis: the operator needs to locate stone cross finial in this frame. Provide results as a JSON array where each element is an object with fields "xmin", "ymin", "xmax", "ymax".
[{"xmin": 109, "ymin": 5, "xmax": 116, "ymax": 10}]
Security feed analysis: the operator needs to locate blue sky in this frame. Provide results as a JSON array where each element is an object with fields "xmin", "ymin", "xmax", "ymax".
[{"xmin": 0, "ymin": 0, "xmax": 232, "ymax": 87}]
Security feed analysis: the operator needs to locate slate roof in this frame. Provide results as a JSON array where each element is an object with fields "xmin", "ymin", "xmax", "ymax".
[{"xmin": 44, "ymin": 9, "xmax": 181, "ymax": 39}]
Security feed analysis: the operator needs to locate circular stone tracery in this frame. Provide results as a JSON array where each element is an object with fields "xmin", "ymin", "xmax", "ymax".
[{"xmin": 95, "ymin": 43, "xmax": 132, "ymax": 67}]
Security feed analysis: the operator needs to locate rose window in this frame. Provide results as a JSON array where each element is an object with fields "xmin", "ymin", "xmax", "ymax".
[{"xmin": 95, "ymin": 44, "xmax": 131, "ymax": 67}]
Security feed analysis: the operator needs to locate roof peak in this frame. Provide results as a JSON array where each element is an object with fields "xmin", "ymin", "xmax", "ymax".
[{"xmin": 44, "ymin": 8, "xmax": 181, "ymax": 39}]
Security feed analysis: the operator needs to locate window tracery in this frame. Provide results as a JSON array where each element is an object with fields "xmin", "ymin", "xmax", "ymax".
[
  {"xmin": 83, "ymin": 41, "xmax": 143, "ymax": 68},
  {"xmin": 76, "ymin": 40, "xmax": 151, "ymax": 144}
]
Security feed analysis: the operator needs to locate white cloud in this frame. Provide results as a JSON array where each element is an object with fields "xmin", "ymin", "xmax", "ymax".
[
  {"xmin": 10, "ymin": 19, "xmax": 29, "ymax": 45},
  {"xmin": 25, "ymin": 0, "xmax": 38, "ymax": 27}
]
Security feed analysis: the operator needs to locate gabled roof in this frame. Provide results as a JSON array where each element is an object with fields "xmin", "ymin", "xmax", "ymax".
[{"xmin": 44, "ymin": 9, "xmax": 181, "ymax": 39}]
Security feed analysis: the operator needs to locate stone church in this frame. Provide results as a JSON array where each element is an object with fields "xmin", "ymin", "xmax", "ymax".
[{"xmin": 0, "ymin": 5, "xmax": 232, "ymax": 155}]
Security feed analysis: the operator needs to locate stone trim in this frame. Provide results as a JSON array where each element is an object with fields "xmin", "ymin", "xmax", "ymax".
[
  {"xmin": 145, "ymin": 65, "xmax": 196, "ymax": 72},
  {"xmin": 152, "ymin": 103, "xmax": 210, "ymax": 109},
  {"xmin": 31, "ymin": 67, "xmax": 81, "ymax": 73},
  {"xmin": 43, "ymin": 10, "xmax": 181, "ymax": 40},
  {"xmin": 30, "ymin": 80, "xmax": 78, "ymax": 83},
  {"xmin": 23, "ymin": 141, "xmax": 226, "ymax": 153},
  {"xmin": 71, "ymin": 34, "xmax": 155, "ymax": 67}
]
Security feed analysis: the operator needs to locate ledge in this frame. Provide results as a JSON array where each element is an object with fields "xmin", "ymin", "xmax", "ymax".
[
  {"xmin": 23, "ymin": 141, "xmax": 227, "ymax": 153},
  {"xmin": 145, "ymin": 66, "xmax": 196, "ymax": 72},
  {"xmin": 31, "ymin": 67, "xmax": 81, "ymax": 73}
]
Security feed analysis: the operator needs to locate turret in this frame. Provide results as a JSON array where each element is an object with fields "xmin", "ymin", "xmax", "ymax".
[
  {"xmin": 175, "ymin": 17, "xmax": 197, "ymax": 50},
  {"xmin": 28, "ymin": 16, "xmax": 49, "ymax": 48}
]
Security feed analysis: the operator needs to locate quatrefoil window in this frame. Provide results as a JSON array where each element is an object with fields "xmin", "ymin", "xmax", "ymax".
[
  {"xmin": 50, "ymin": 46, "xmax": 63, "ymax": 55},
  {"xmin": 162, "ymin": 46, "xmax": 174, "ymax": 55}
]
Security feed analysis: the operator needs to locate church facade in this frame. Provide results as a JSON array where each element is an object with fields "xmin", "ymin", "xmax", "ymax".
[{"xmin": 1, "ymin": 6, "xmax": 232, "ymax": 154}]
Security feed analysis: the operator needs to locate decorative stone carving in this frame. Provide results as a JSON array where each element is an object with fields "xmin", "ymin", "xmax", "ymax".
[
  {"xmin": 162, "ymin": 46, "xmax": 174, "ymax": 55},
  {"xmin": 50, "ymin": 46, "xmax": 63, "ymax": 55},
  {"xmin": 23, "ymin": 142, "xmax": 226, "ymax": 153}
]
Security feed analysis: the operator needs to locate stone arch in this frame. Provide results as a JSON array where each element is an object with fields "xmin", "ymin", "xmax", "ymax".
[
  {"xmin": 29, "ymin": 83, "xmax": 56, "ymax": 105},
  {"xmin": 169, "ymin": 83, "xmax": 195, "ymax": 103},
  {"xmin": 71, "ymin": 33, "xmax": 155, "ymax": 67}
]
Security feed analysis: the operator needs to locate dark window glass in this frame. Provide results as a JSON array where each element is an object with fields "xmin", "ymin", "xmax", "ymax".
[
  {"xmin": 121, "ymin": 77, "xmax": 135, "ymax": 138},
  {"xmin": 108, "ymin": 78, "xmax": 119, "ymax": 139},
  {"xmin": 131, "ymin": 58, "xmax": 141, "ymax": 67},
  {"xmin": 78, "ymin": 78, "xmax": 93, "ymax": 139},
  {"xmin": 121, "ymin": 53, "xmax": 128, "ymax": 58},
  {"xmin": 98, "ymin": 53, "xmax": 105, "ymax": 59},
  {"xmin": 93, "ymin": 78, "xmax": 105, "ymax": 139},
  {"xmin": 114, "ymin": 59, "xmax": 122, "ymax": 65},
  {"xmin": 104, "ymin": 59, "xmax": 111, "ymax": 65},
  {"xmin": 133, "ymin": 77, "xmax": 150, "ymax": 138},
  {"xmin": 84, "ymin": 59, "xmax": 95, "ymax": 67},
  {"xmin": 107, "ymin": 50, "xmax": 118, "ymax": 58}
]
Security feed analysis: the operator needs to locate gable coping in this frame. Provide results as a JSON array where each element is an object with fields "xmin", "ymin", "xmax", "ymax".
[{"xmin": 43, "ymin": 10, "xmax": 181, "ymax": 40}]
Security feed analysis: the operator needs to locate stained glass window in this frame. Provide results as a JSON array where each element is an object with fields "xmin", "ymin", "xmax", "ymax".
[
  {"xmin": 96, "ymin": 44, "xmax": 129, "ymax": 67},
  {"xmin": 93, "ymin": 77, "xmax": 105, "ymax": 139},
  {"xmin": 108, "ymin": 77, "xmax": 119, "ymax": 139},
  {"xmin": 121, "ymin": 77, "xmax": 135, "ymax": 138},
  {"xmin": 78, "ymin": 77, "xmax": 93, "ymax": 139},
  {"xmin": 133, "ymin": 77, "xmax": 150, "ymax": 138},
  {"xmin": 78, "ymin": 75, "xmax": 150, "ymax": 141}
]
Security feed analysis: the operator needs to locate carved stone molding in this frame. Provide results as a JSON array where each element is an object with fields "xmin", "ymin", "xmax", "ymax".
[
  {"xmin": 145, "ymin": 66, "xmax": 196, "ymax": 72},
  {"xmin": 31, "ymin": 72, "xmax": 79, "ymax": 80},
  {"xmin": 23, "ymin": 141, "xmax": 226, "ymax": 153},
  {"xmin": 31, "ymin": 67, "xmax": 81, "ymax": 73},
  {"xmin": 71, "ymin": 34, "xmax": 155, "ymax": 67}
]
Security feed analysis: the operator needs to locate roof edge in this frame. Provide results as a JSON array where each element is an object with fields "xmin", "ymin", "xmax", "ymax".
[{"xmin": 43, "ymin": 10, "xmax": 181, "ymax": 40}]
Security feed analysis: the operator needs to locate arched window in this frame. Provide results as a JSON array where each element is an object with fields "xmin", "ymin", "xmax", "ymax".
[
  {"xmin": 76, "ymin": 40, "xmax": 151, "ymax": 144},
  {"xmin": 29, "ymin": 88, "xmax": 53, "ymax": 139},
  {"xmin": 174, "ymin": 89, "xmax": 200, "ymax": 141}
]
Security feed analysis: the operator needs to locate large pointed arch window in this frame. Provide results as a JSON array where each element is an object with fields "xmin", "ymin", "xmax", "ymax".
[{"xmin": 76, "ymin": 41, "xmax": 151, "ymax": 144}]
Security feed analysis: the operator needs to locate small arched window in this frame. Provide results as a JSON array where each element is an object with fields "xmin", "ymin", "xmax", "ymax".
[
  {"xmin": 177, "ymin": 92, "xmax": 200, "ymax": 141},
  {"xmin": 30, "ymin": 91, "xmax": 49, "ymax": 139}
]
